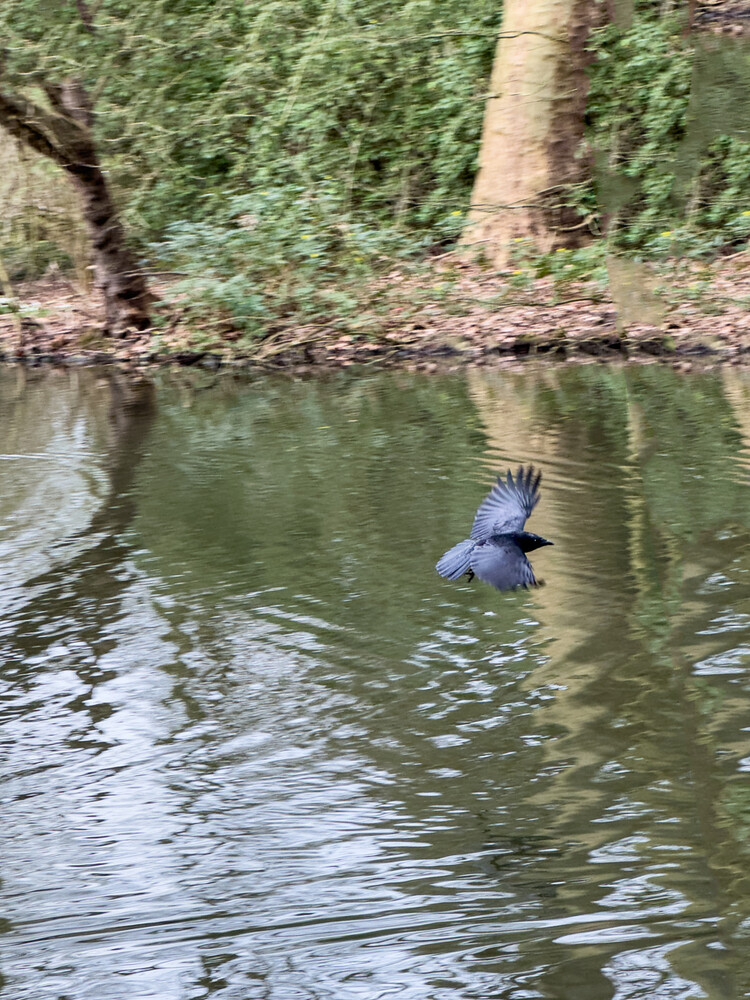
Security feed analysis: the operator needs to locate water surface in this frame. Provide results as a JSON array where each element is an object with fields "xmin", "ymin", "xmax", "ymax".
[{"xmin": 3, "ymin": 362, "xmax": 750, "ymax": 999}]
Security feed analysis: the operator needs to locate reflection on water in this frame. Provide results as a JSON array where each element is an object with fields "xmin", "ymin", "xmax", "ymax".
[{"xmin": 2, "ymin": 362, "xmax": 750, "ymax": 999}]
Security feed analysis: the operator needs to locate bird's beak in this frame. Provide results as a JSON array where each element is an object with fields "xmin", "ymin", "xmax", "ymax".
[{"xmin": 543, "ymin": 539, "xmax": 554, "ymax": 546}]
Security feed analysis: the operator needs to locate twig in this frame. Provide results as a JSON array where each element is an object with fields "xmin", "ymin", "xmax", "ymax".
[{"xmin": 491, "ymin": 295, "xmax": 608, "ymax": 307}]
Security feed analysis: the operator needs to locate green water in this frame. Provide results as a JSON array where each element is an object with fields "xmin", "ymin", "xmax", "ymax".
[{"xmin": 3, "ymin": 362, "xmax": 750, "ymax": 999}]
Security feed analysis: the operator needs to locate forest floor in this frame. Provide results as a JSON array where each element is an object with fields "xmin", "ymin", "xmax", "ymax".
[{"xmin": 2, "ymin": 250, "xmax": 750, "ymax": 371}]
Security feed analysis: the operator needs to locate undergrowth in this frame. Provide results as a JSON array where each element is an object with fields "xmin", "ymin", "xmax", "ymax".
[{"xmin": 5, "ymin": 0, "xmax": 750, "ymax": 331}]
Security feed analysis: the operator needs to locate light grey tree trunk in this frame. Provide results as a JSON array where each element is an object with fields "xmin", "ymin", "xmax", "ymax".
[{"xmin": 464, "ymin": 0, "xmax": 605, "ymax": 264}]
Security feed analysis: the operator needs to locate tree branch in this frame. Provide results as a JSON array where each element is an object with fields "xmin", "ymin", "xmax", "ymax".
[
  {"xmin": 0, "ymin": 90, "xmax": 69, "ymax": 164},
  {"xmin": 0, "ymin": 86, "xmax": 92, "ymax": 166}
]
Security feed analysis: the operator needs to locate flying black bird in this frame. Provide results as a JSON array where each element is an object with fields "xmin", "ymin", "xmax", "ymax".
[{"xmin": 436, "ymin": 466, "xmax": 553, "ymax": 592}]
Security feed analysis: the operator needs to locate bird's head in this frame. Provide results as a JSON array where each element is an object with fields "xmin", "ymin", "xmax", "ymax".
[{"xmin": 514, "ymin": 531, "xmax": 554, "ymax": 553}]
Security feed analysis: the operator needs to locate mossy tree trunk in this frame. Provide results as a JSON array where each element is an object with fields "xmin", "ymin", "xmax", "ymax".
[
  {"xmin": 464, "ymin": 0, "xmax": 607, "ymax": 265},
  {"xmin": 0, "ymin": 80, "xmax": 151, "ymax": 337}
]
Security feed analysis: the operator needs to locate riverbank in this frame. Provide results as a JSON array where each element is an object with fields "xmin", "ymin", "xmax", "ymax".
[{"xmin": 2, "ymin": 251, "xmax": 750, "ymax": 370}]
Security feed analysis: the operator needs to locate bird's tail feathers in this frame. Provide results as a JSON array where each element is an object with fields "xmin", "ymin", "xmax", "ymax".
[{"xmin": 436, "ymin": 539, "xmax": 475, "ymax": 580}]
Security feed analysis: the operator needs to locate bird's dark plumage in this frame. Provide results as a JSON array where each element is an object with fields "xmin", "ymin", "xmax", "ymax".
[{"xmin": 436, "ymin": 466, "xmax": 552, "ymax": 592}]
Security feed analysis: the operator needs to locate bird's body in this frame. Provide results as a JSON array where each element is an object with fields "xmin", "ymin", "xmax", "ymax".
[{"xmin": 436, "ymin": 466, "xmax": 552, "ymax": 592}]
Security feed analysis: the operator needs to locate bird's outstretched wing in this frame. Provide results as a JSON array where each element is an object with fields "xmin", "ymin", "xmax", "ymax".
[
  {"xmin": 470, "ymin": 466, "xmax": 542, "ymax": 541},
  {"xmin": 470, "ymin": 538, "xmax": 538, "ymax": 591}
]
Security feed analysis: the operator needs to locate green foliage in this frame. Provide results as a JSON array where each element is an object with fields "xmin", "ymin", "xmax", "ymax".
[
  {"xmin": 4, "ymin": 0, "xmax": 750, "ymax": 326},
  {"xmin": 152, "ymin": 186, "xmax": 463, "ymax": 335},
  {"xmin": 0, "ymin": 0, "xmax": 499, "ymax": 239},
  {"xmin": 0, "ymin": 0, "xmax": 496, "ymax": 316},
  {"xmin": 587, "ymin": 6, "xmax": 750, "ymax": 253},
  {"xmin": 507, "ymin": 241, "xmax": 609, "ymax": 302},
  {"xmin": 209, "ymin": 1, "xmax": 499, "ymax": 233},
  {"xmin": 533, "ymin": 245, "xmax": 609, "ymax": 297},
  {"xmin": 587, "ymin": 11, "xmax": 693, "ymax": 244}
]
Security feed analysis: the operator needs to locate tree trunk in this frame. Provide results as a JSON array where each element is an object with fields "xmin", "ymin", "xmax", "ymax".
[
  {"xmin": 65, "ymin": 165, "xmax": 151, "ymax": 337},
  {"xmin": 463, "ymin": 0, "xmax": 605, "ymax": 265},
  {"xmin": 0, "ymin": 80, "xmax": 150, "ymax": 337}
]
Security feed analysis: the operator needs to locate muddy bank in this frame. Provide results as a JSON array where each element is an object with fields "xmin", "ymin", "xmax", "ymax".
[{"xmin": 2, "ymin": 253, "xmax": 750, "ymax": 371}]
